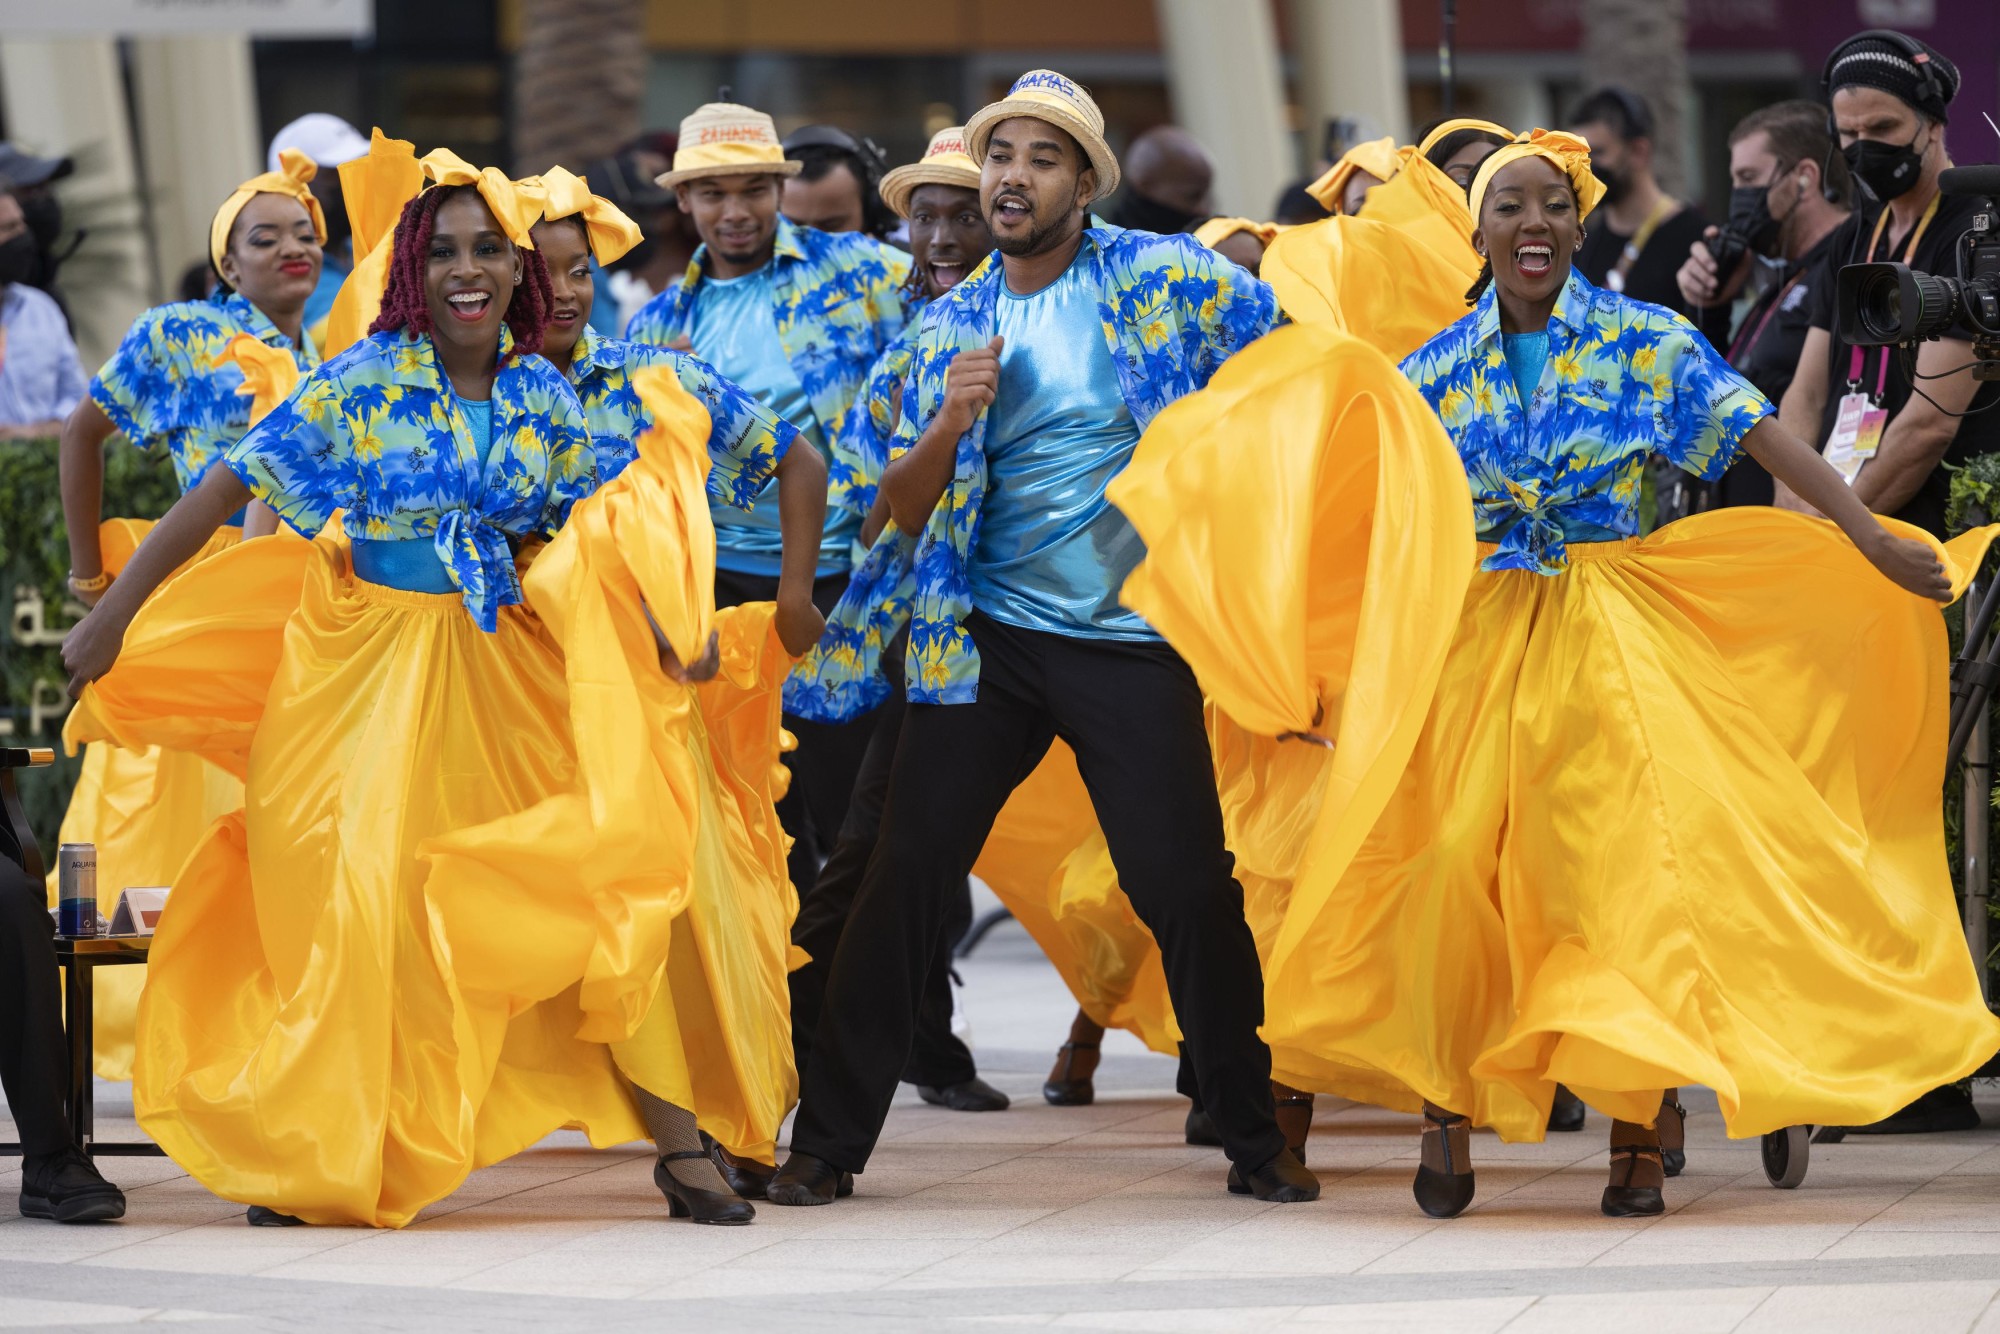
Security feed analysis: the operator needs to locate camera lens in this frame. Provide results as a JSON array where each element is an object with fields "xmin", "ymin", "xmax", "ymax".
[{"xmin": 1847, "ymin": 264, "xmax": 1964, "ymax": 343}]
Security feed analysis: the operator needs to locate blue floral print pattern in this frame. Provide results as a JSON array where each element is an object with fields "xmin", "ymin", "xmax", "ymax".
[
  {"xmin": 90, "ymin": 291, "xmax": 320, "ymax": 492},
  {"xmin": 224, "ymin": 328, "xmax": 595, "ymax": 632},
  {"xmin": 827, "ymin": 317, "xmax": 922, "ymax": 521},
  {"xmin": 1401, "ymin": 269, "xmax": 1771, "ymax": 574}
]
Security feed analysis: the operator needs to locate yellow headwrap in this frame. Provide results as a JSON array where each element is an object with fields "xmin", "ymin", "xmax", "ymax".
[
  {"xmin": 418, "ymin": 148, "xmax": 541, "ymax": 249},
  {"xmin": 1467, "ymin": 129, "xmax": 1606, "ymax": 224},
  {"xmin": 208, "ymin": 148, "xmax": 328, "ymax": 274},
  {"xmin": 1415, "ymin": 118, "xmax": 1514, "ymax": 157},
  {"xmin": 1305, "ymin": 137, "xmax": 1409, "ymax": 213},
  {"xmin": 1192, "ymin": 217, "xmax": 1280, "ymax": 250},
  {"xmin": 518, "ymin": 166, "xmax": 643, "ymax": 265}
]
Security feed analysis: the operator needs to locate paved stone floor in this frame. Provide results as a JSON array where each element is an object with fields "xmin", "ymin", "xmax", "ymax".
[{"xmin": 6, "ymin": 912, "xmax": 2000, "ymax": 1331}]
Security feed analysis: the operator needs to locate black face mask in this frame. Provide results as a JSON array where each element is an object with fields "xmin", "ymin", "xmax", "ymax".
[
  {"xmin": 1725, "ymin": 177, "xmax": 1786, "ymax": 257},
  {"xmin": 18, "ymin": 191, "xmax": 61, "ymax": 249},
  {"xmin": 0, "ymin": 233, "xmax": 39, "ymax": 286},
  {"xmin": 1109, "ymin": 188, "xmax": 1199, "ymax": 237},
  {"xmin": 1844, "ymin": 127, "xmax": 1927, "ymax": 203},
  {"xmin": 1594, "ymin": 162, "xmax": 1630, "ymax": 206}
]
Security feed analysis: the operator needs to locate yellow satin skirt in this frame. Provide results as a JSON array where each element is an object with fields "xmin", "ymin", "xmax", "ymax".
[{"xmin": 52, "ymin": 520, "xmax": 245, "ymax": 1080}]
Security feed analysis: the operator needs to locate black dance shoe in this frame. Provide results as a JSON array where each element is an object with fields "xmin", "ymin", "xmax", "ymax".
[
  {"xmin": 700, "ymin": 1130, "xmax": 775, "ymax": 1199},
  {"xmin": 1601, "ymin": 1144, "xmax": 1666, "ymax": 1217},
  {"xmin": 1043, "ymin": 1040, "xmax": 1101, "ymax": 1106},
  {"xmin": 654, "ymin": 1152, "xmax": 756, "ymax": 1225},
  {"xmin": 1413, "ymin": 1107, "xmax": 1476, "ymax": 1219},
  {"xmin": 1547, "ymin": 1085, "xmax": 1586, "ymax": 1133},
  {"xmin": 19, "ymin": 1150, "xmax": 124, "ymax": 1224},
  {"xmin": 1225, "ymin": 1148, "xmax": 1320, "ymax": 1202},
  {"xmin": 917, "ymin": 1077, "xmax": 1011, "ymax": 1112},
  {"xmin": 765, "ymin": 1151, "xmax": 855, "ymax": 1206},
  {"xmin": 1184, "ymin": 1107, "xmax": 1223, "ymax": 1147},
  {"xmin": 246, "ymin": 1205, "xmax": 305, "ymax": 1227},
  {"xmin": 1273, "ymin": 1086, "xmax": 1315, "ymax": 1167}
]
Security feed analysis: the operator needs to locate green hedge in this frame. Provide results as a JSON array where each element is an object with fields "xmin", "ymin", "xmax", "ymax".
[
  {"xmin": 1945, "ymin": 454, "xmax": 2000, "ymax": 990},
  {"xmin": 0, "ymin": 436, "xmax": 181, "ymax": 849}
]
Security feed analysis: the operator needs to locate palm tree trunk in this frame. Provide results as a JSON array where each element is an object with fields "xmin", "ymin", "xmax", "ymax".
[
  {"xmin": 514, "ymin": 0, "xmax": 646, "ymax": 177},
  {"xmin": 1581, "ymin": 0, "xmax": 1690, "ymax": 197}
]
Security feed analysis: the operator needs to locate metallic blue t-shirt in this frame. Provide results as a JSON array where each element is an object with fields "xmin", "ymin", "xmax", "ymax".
[
  {"xmin": 969, "ymin": 253, "xmax": 1160, "ymax": 642},
  {"xmin": 689, "ymin": 265, "xmax": 858, "ymax": 578}
]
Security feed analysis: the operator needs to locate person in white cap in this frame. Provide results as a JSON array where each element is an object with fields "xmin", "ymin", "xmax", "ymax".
[
  {"xmin": 626, "ymin": 100, "xmax": 912, "ymax": 908},
  {"xmin": 265, "ymin": 113, "xmax": 371, "ymax": 332},
  {"xmin": 769, "ymin": 70, "xmax": 1317, "ymax": 1207},
  {"xmin": 786, "ymin": 126, "xmax": 1005, "ymax": 1122}
]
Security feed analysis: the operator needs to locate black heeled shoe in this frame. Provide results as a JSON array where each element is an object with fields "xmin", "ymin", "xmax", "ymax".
[
  {"xmin": 918, "ymin": 1077, "xmax": 1010, "ymax": 1112},
  {"xmin": 1413, "ymin": 1106, "xmax": 1476, "ymax": 1219},
  {"xmin": 654, "ymin": 1152, "xmax": 756, "ymax": 1225},
  {"xmin": 1185, "ymin": 1106, "xmax": 1223, "ymax": 1147},
  {"xmin": 1226, "ymin": 1147, "xmax": 1320, "ymax": 1202},
  {"xmin": 1601, "ymin": 1144, "xmax": 1666, "ymax": 1217},
  {"xmin": 1547, "ymin": 1084, "xmax": 1586, "ymax": 1133},
  {"xmin": 246, "ymin": 1206, "xmax": 305, "ymax": 1227},
  {"xmin": 699, "ymin": 1130, "xmax": 776, "ymax": 1200},
  {"xmin": 1043, "ymin": 1040, "xmax": 1101, "ymax": 1106},
  {"xmin": 1659, "ymin": 1094, "xmax": 1687, "ymax": 1179},
  {"xmin": 765, "ymin": 1151, "xmax": 855, "ymax": 1207},
  {"xmin": 1273, "ymin": 1085, "xmax": 1315, "ymax": 1167}
]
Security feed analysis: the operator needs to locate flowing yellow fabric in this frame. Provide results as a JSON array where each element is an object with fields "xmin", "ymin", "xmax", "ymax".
[
  {"xmin": 1262, "ymin": 217, "xmax": 1479, "ymax": 363},
  {"xmin": 323, "ymin": 130, "xmax": 422, "ymax": 358},
  {"xmin": 419, "ymin": 367, "xmax": 798, "ymax": 1163},
  {"xmin": 1110, "ymin": 324, "xmax": 2000, "ymax": 1140},
  {"xmin": 1469, "ymin": 128, "xmax": 1607, "ymax": 222},
  {"xmin": 1191, "ymin": 217, "xmax": 1279, "ymax": 250},
  {"xmin": 214, "ymin": 333, "xmax": 305, "ymax": 423},
  {"xmin": 520, "ymin": 165, "xmax": 643, "ymax": 265},
  {"xmin": 50, "ymin": 520, "xmax": 248, "ymax": 1079},
  {"xmin": 1306, "ymin": 137, "xmax": 1408, "ymax": 213},
  {"xmin": 74, "ymin": 534, "xmax": 647, "ymax": 1227},
  {"xmin": 209, "ymin": 148, "xmax": 327, "ymax": 273}
]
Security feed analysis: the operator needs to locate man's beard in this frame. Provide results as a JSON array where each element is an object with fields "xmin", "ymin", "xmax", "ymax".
[{"xmin": 989, "ymin": 195, "xmax": 1077, "ymax": 257}]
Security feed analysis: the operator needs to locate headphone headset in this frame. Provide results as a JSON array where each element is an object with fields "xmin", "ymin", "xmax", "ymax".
[
  {"xmin": 1819, "ymin": 28, "xmax": 1946, "ymax": 141},
  {"xmin": 781, "ymin": 124, "xmax": 891, "ymax": 192}
]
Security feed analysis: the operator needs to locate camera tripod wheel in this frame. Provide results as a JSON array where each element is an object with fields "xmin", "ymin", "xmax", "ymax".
[{"xmin": 1761, "ymin": 1125, "xmax": 1811, "ymax": 1189}]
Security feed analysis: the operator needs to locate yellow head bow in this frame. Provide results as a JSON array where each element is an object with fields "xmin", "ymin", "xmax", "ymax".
[
  {"xmin": 1467, "ymin": 129, "xmax": 1606, "ymax": 224},
  {"xmin": 1415, "ymin": 118, "xmax": 1515, "ymax": 157},
  {"xmin": 1305, "ymin": 137, "xmax": 1409, "ymax": 214},
  {"xmin": 519, "ymin": 166, "xmax": 643, "ymax": 266},
  {"xmin": 417, "ymin": 148, "xmax": 540, "ymax": 248},
  {"xmin": 209, "ymin": 147, "xmax": 328, "ymax": 274}
]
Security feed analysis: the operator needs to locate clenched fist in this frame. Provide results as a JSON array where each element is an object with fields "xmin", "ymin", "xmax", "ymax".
[{"xmin": 939, "ymin": 336, "xmax": 1004, "ymax": 436}]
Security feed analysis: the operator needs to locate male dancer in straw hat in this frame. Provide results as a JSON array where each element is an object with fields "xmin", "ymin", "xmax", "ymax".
[
  {"xmin": 626, "ymin": 101, "xmax": 912, "ymax": 917},
  {"xmin": 770, "ymin": 71, "xmax": 1318, "ymax": 1207}
]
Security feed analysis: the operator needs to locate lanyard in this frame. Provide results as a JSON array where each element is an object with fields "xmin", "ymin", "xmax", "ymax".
[
  {"xmin": 1607, "ymin": 196, "xmax": 1678, "ymax": 292},
  {"xmin": 1846, "ymin": 192, "xmax": 1943, "ymax": 399},
  {"xmin": 1728, "ymin": 271, "xmax": 1804, "ymax": 363}
]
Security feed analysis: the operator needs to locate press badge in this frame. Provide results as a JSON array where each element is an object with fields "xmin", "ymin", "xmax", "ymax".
[{"xmin": 1824, "ymin": 391, "xmax": 1886, "ymax": 483}]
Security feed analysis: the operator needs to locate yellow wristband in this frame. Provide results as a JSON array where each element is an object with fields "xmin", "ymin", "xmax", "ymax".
[{"xmin": 68, "ymin": 570, "xmax": 111, "ymax": 593}]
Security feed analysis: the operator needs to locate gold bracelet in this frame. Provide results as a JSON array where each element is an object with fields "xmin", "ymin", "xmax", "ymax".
[{"xmin": 68, "ymin": 570, "xmax": 111, "ymax": 593}]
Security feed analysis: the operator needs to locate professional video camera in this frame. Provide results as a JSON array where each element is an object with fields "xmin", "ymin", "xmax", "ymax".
[{"xmin": 1836, "ymin": 166, "xmax": 2000, "ymax": 381}]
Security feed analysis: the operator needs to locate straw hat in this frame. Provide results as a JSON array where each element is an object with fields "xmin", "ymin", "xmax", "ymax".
[
  {"xmin": 965, "ymin": 70, "xmax": 1121, "ymax": 199},
  {"xmin": 655, "ymin": 102, "xmax": 803, "ymax": 189},
  {"xmin": 878, "ymin": 126, "xmax": 982, "ymax": 219}
]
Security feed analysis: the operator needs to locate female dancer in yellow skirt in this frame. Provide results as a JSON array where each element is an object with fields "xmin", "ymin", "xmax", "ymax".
[
  {"xmin": 1109, "ymin": 129, "xmax": 2000, "ymax": 1220},
  {"xmin": 52, "ymin": 153, "xmax": 326, "ymax": 1079},
  {"xmin": 58, "ymin": 156, "xmax": 816, "ymax": 1229}
]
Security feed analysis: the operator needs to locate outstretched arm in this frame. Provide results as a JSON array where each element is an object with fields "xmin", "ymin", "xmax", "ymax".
[
  {"xmin": 1744, "ymin": 415, "xmax": 1950, "ymax": 601},
  {"xmin": 772, "ymin": 437, "xmax": 829, "ymax": 655}
]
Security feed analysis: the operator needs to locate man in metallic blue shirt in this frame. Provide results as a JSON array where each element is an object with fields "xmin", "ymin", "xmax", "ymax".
[{"xmin": 769, "ymin": 71, "xmax": 1318, "ymax": 1208}]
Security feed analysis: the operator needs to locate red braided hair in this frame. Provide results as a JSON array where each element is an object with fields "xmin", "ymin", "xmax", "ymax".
[{"xmin": 369, "ymin": 183, "xmax": 556, "ymax": 357}]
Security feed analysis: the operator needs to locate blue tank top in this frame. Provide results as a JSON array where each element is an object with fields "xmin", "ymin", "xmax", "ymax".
[{"xmin": 352, "ymin": 393, "xmax": 497, "ymax": 594}]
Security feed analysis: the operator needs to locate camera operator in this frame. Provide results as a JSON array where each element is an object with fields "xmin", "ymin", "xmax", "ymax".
[
  {"xmin": 1677, "ymin": 101, "xmax": 1854, "ymax": 507},
  {"xmin": 1777, "ymin": 30, "xmax": 2000, "ymax": 537}
]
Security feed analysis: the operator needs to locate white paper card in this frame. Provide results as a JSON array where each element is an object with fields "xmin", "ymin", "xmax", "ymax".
[{"xmin": 110, "ymin": 887, "xmax": 169, "ymax": 936}]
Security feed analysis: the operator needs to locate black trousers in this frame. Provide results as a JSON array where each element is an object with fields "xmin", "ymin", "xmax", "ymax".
[
  {"xmin": 0, "ymin": 859, "xmax": 72, "ymax": 1158},
  {"xmin": 792, "ymin": 613, "xmax": 1284, "ymax": 1173},
  {"xmin": 713, "ymin": 568, "xmax": 877, "ymax": 897},
  {"xmin": 789, "ymin": 631, "xmax": 977, "ymax": 1089}
]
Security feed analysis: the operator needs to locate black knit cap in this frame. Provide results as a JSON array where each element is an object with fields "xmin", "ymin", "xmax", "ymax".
[{"xmin": 1825, "ymin": 30, "xmax": 1961, "ymax": 124}]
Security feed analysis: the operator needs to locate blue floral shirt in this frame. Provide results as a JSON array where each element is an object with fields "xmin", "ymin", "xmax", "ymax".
[
  {"xmin": 1401, "ymin": 269, "xmax": 1771, "ymax": 574},
  {"xmin": 565, "ymin": 326, "xmax": 798, "ymax": 503},
  {"xmin": 623, "ymin": 215, "xmax": 911, "ymax": 445},
  {"xmin": 787, "ymin": 223, "xmax": 1277, "ymax": 718},
  {"xmin": 827, "ymin": 314, "xmax": 923, "ymax": 522},
  {"xmin": 90, "ymin": 291, "xmax": 320, "ymax": 492},
  {"xmin": 225, "ymin": 328, "xmax": 595, "ymax": 631}
]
